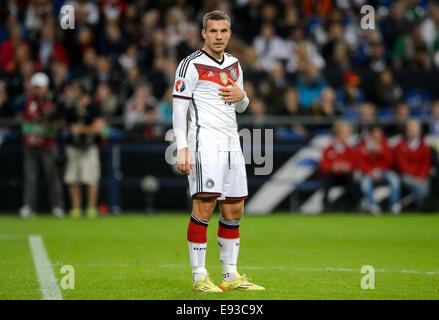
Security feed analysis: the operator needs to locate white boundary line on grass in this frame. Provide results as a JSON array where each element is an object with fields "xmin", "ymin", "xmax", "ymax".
[
  {"xmin": 28, "ymin": 235, "xmax": 63, "ymax": 300},
  {"xmin": 161, "ymin": 264, "xmax": 439, "ymax": 275}
]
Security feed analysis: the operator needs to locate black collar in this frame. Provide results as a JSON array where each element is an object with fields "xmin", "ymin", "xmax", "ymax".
[{"xmin": 201, "ymin": 49, "xmax": 225, "ymax": 65}]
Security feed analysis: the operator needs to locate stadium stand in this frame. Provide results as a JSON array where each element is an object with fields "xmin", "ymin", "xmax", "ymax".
[{"xmin": 1, "ymin": 0, "xmax": 439, "ymax": 213}]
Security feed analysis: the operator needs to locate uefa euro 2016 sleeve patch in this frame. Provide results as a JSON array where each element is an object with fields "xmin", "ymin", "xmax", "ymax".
[{"xmin": 175, "ymin": 80, "xmax": 186, "ymax": 93}]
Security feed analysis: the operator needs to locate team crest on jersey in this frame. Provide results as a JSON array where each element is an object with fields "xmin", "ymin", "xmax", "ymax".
[
  {"xmin": 230, "ymin": 68, "xmax": 238, "ymax": 81},
  {"xmin": 220, "ymin": 72, "xmax": 228, "ymax": 85},
  {"xmin": 205, "ymin": 178, "xmax": 215, "ymax": 189},
  {"xmin": 175, "ymin": 80, "xmax": 185, "ymax": 92}
]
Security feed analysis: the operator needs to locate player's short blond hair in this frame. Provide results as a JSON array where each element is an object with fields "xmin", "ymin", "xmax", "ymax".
[{"xmin": 202, "ymin": 10, "xmax": 231, "ymax": 30}]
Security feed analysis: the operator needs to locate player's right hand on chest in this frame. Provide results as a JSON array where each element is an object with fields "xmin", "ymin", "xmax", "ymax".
[{"xmin": 176, "ymin": 147, "xmax": 193, "ymax": 175}]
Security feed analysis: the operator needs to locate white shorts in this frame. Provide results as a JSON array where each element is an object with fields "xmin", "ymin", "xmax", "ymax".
[
  {"xmin": 64, "ymin": 145, "xmax": 101, "ymax": 185},
  {"xmin": 188, "ymin": 150, "xmax": 248, "ymax": 201}
]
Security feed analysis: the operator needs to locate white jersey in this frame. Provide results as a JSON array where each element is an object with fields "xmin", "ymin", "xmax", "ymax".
[{"xmin": 172, "ymin": 49, "xmax": 244, "ymax": 152}]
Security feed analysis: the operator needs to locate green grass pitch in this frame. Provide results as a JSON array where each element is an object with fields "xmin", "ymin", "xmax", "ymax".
[{"xmin": 0, "ymin": 212, "xmax": 438, "ymax": 300}]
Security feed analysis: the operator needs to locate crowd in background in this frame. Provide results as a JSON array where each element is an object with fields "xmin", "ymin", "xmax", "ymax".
[
  {"xmin": 2, "ymin": 0, "xmax": 439, "ymax": 141},
  {"xmin": 2, "ymin": 0, "xmax": 439, "ymax": 215}
]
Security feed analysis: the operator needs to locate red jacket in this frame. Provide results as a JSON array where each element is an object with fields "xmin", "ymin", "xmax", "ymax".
[
  {"xmin": 22, "ymin": 97, "xmax": 57, "ymax": 149},
  {"xmin": 356, "ymin": 138, "xmax": 394, "ymax": 174},
  {"xmin": 320, "ymin": 140, "xmax": 356, "ymax": 175},
  {"xmin": 394, "ymin": 139, "xmax": 431, "ymax": 178}
]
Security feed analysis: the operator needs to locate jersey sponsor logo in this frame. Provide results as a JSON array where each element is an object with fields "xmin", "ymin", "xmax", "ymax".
[{"xmin": 175, "ymin": 80, "xmax": 186, "ymax": 92}]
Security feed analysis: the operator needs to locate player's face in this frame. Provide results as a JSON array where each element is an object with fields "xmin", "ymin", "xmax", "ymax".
[{"xmin": 202, "ymin": 19, "xmax": 231, "ymax": 55}]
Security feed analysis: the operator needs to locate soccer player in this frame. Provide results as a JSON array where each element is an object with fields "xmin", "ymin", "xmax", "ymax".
[{"xmin": 172, "ymin": 10, "xmax": 264, "ymax": 292}]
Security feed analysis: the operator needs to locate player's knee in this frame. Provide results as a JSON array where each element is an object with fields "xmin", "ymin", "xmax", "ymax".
[
  {"xmin": 193, "ymin": 198, "xmax": 216, "ymax": 221},
  {"xmin": 220, "ymin": 202, "xmax": 244, "ymax": 220}
]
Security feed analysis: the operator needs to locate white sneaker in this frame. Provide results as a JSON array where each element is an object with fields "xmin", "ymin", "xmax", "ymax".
[
  {"xmin": 19, "ymin": 205, "xmax": 35, "ymax": 219},
  {"xmin": 369, "ymin": 203, "xmax": 381, "ymax": 216},
  {"xmin": 52, "ymin": 207, "xmax": 65, "ymax": 218},
  {"xmin": 391, "ymin": 203, "xmax": 402, "ymax": 215}
]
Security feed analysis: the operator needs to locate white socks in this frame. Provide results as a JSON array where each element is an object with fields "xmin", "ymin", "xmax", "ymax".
[
  {"xmin": 188, "ymin": 215, "xmax": 242, "ymax": 283},
  {"xmin": 222, "ymin": 263, "xmax": 238, "ymax": 282},
  {"xmin": 218, "ymin": 216, "xmax": 241, "ymax": 282},
  {"xmin": 188, "ymin": 242, "xmax": 208, "ymax": 282}
]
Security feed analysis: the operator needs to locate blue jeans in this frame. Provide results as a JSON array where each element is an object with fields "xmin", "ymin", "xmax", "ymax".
[
  {"xmin": 401, "ymin": 174, "xmax": 430, "ymax": 205},
  {"xmin": 361, "ymin": 171, "xmax": 401, "ymax": 206}
]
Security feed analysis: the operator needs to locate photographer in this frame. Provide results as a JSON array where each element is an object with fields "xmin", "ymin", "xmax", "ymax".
[{"xmin": 63, "ymin": 83, "xmax": 107, "ymax": 218}]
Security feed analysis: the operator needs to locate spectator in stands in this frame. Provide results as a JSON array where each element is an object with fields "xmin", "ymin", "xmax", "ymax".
[
  {"xmin": 50, "ymin": 59, "xmax": 70, "ymax": 100},
  {"xmin": 99, "ymin": 22, "xmax": 125, "ymax": 61},
  {"xmin": 381, "ymin": 1, "xmax": 412, "ymax": 55},
  {"xmin": 320, "ymin": 121, "xmax": 359, "ymax": 211},
  {"xmin": 387, "ymin": 101, "xmax": 411, "ymax": 135},
  {"xmin": 94, "ymin": 55, "xmax": 122, "ymax": 89},
  {"xmin": 176, "ymin": 23, "xmax": 202, "ymax": 61},
  {"xmin": 429, "ymin": 99, "xmax": 439, "ymax": 135},
  {"xmin": 95, "ymin": 83, "xmax": 119, "ymax": 117},
  {"xmin": 37, "ymin": 22, "xmax": 69, "ymax": 69},
  {"xmin": 19, "ymin": 72, "xmax": 64, "ymax": 218},
  {"xmin": 0, "ymin": 80, "xmax": 13, "ymax": 118},
  {"xmin": 357, "ymin": 126, "xmax": 401, "ymax": 215},
  {"xmin": 248, "ymin": 97, "xmax": 266, "ymax": 129},
  {"xmin": 118, "ymin": 44, "xmax": 138, "ymax": 72},
  {"xmin": 322, "ymin": 21, "xmax": 345, "ymax": 64},
  {"xmin": 311, "ymin": 87, "xmax": 342, "ymax": 118},
  {"xmin": 370, "ymin": 69, "xmax": 403, "ymax": 109},
  {"xmin": 324, "ymin": 42, "xmax": 352, "ymax": 87},
  {"xmin": 0, "ymin": 23, "xmax": 29, "ymax": 72},
  {"xmin": 394, "ymin": 22, "xmax": 432, "ymax": 71},
  {"xmin": 279, "ymin": 87, "xmax": 302, "ymax": 116},
  {"xmin": 124, "ymin": 83, "xmax": 159, "ymax": 132},
  {"xmin": 359, "ymin": 101, "xmax": 377, "ymax": 122},
  {"xmin": 296, "ymin": 62, "xmax": 327, "ymax": 108},
  {"xmin": 63, "ymin": 83, "xmax": 106, "ymax": 219},
  {"xmin": 285, "ymin": 32, "xmax": 326, "ymax": 73},
  {"xmin": 253, "ymin": 23, "xmax": 289, "ymax": 72},
  {"xmin": 362, "ymin": 40, "xmax": 390, "ymax": 73},
  {"xmin": 259, "ymin": 60, "xmax": 289, "ymax": 113},
  {"xmin": 277, "ymin": 87, "xmax": 308, "ymax": 139},
  {"xmin": 394, "ymin": 119, "xmax": 431, "ymax": 209},
  {"xmin": 420, "ymin": 1, "xmax": 439, "ymax": 52},
  {"xmin": 337, "ymin": 72, "xmax": 364, "ymax": 114}
]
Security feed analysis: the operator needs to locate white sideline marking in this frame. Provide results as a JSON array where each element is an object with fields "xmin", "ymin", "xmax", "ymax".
[
  {"xmin": 28, "ymin": 235, "xmax": 63, "ymax": 300},
  {"xmin": 161, "ymin": 264, "xmax": 439, "ymax": 275}
]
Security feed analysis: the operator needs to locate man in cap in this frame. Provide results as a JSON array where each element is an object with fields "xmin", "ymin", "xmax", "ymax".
[{"xmin": 19, "ymin": 72, "xmax": 65, "ymax": 218}]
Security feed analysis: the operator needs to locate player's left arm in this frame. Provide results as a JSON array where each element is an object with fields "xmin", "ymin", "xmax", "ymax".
[{"xmin": 218, "ymin": 63, "xmax": 249, "ymax": 113}]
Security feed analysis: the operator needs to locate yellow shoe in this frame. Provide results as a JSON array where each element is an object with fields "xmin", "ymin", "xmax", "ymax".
[
  {"xmin": 192, "ymin": 275, "xmax": 223, "ymax": 292},
  {"xmin": 86, "ymin": 206, "xmax": 98, "ymax": 219},
  {"xmin": 220, "ymin": 273, "xmax": 265, "ymax": 291},
  {"xmin": 69, "ymin": 207, "xmax": 82, "ymax": 219}
]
